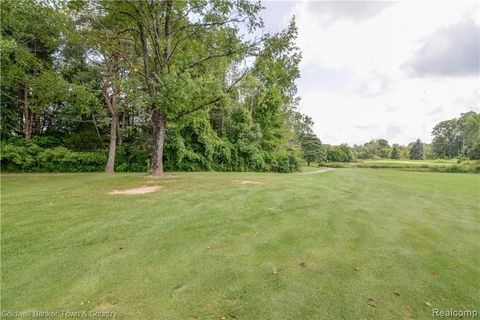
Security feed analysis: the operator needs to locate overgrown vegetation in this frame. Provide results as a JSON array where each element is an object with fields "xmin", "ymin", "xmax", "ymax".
[
  {"xmin": 1, "ymin": 1, "xmax": 478, "ymax": 173},
  {"xmin": 1, "ymin": 0, "xmax": 308, "ymax": 174}
]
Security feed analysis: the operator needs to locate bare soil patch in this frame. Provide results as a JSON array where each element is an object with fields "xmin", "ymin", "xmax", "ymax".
[
  {"xmin": 302, "ymin": 168, "xmax": 334, "ymax": 174},
  {"xmin": 232, "ymin": 180, "xmax": 264, "ymax": 185},
  {"xmin": 108, "ymin": 186, "xmax": 161, "ymax": 195}
]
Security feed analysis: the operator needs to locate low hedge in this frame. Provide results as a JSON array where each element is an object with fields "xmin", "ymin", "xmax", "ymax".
[
  {"xmin": 0, "ymin": 141, "xmax": 301, "ymax": 173},
  {"xmin": 1, "ymin": 143, "xmax": 107, "ymax": 172}
]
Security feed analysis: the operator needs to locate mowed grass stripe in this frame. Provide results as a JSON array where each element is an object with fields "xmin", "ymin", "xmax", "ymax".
[{"xmin": 1, "ymin": 169, "xmax": 479, "ymax": 319}]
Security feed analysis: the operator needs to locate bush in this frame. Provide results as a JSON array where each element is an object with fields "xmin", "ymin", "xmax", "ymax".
[
  {"xmin": 37, "ymin": 147, "xmax": 106, "ymax": 172},
  {"xmin": 270, "ymin": 152, "xmax": 300, "ymax": 173},
  {"xmin": 325, "ymin": 144, "xmax": 354, "ymax": 163},
  {"xmin": 1, "ymin": 141, "xmax": 106, "ymax": 172},
  {"xmin": 115, "ymin": 146, "xmax": 149, "ymax": 172},
  {"xmin": 1, "ymin": 137, "xmax": 303, "ymax": 173},
  {"xmin": 0, "ymin": 143, "xmax": 40, "ymax": 171}
]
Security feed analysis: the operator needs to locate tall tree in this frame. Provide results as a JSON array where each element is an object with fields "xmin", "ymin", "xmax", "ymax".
[
  {"xmin": 1, "ymin": 0, "xmax": 68, "ymax": 139},
  {"xmin": 76, "ymin": 4, "xmax": 132, "ymax": 173},
  {"xmin": 390, "ymin": 144, "xmax": 399, "ymax": 159},
  {"xmin": 98, "ymin": 0, "xmax": 264, "ymax": 176},
  {"xmin": 431, "ymin": 119, "xmax": 462, "ymax": 158},
  {"xmin": 458, "ymin": 111, "xmax": 480, "ymax": 159},
  {"xmin": 301, "ymin": 133, "xmax": 323, "ymax": 166},
  {"xmin": 101, "ymin": 54, "xmax": 124, "ymax": 173},
  {"xmin": 409, "ymin": 139, "xmax": 424, "ymax": 160}
]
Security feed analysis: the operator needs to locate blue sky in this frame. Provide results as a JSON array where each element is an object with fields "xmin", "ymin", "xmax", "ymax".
[{"xmin": 259, "ymin": 1, "xmax": 479, "ymax": 145}]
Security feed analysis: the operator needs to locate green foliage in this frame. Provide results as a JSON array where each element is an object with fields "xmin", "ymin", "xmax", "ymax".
[
  {"xmin": 325, "ymin": 144, "xmax": 354, "ymax": 163},
  {"xmin": 354, "ymin": 139, "xmax": 391, "ymax": 159},
  {"xmin": 36, "ymin": 147, "xmax": 106, "ymax": 172},
  {"xmin": 63, "ymin": 125, "xmax": 104, "ymax": 151},
  {"xmin": 431, "ymin": 118, "xmax": 462, "ymax": 158},
  {"xmin": 0, "ymin": 0, "xmax": 72, "ymax": 138},
  {"xmin": 431, "ymin": 111, "xmax": 480, "ymax": 159},
  {"xmin": 300, "ymin": 133, "xmax": 324, "ymax": 165},
  {"xmin": 115, "ymin": 146, "xmax": 150, "ymax": 172},
  {"xmin": 390, "ymin": 145, "xmax": 400, "ymax": 159},
  {"xmin": 2, "ymin": 0, "xmax": 475, "ymax": 173},
  {"xmin": 318, "ymin": 160, "xmax": 480, "ymax": 173},
  {"xmin": 162, "ymin": 108, "xmax": 301, "ymax": 172},
  {"xmin": 0, "ymin": 141, "xmax": 106, "ymax": 172},
  {"xmin": 0, "ymin": 142, "xmax": 41, "ymax": 170},
  {"xmin": 409, "ymin": 139, "xmax": 424, "ymax": 160}
]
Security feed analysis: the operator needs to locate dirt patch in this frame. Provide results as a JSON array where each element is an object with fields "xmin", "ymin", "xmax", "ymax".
[
  {"xmin": 301, "ymin": 168, "xmax": 334, "ymax": 174},
  {"xmin": 108, "ymin": 186, "xmax": 161, "ymax": 195},
  {"xmin": 232, "ymin": 180, "xmax": 263, "ymax": 185}
]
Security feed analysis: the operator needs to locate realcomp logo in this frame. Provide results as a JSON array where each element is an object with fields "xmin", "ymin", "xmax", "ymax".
[{"xmin": 433, "ymin": 309, "xmax": 478, "ymax": 318}]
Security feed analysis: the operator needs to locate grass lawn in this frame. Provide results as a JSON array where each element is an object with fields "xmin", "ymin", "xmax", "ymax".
[{"xmin": 1, "ymin": 169, "xmax": 479, "ymax": 319}]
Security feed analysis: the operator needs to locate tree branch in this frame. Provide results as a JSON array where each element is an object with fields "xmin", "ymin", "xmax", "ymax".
[{"xmin": 174, "ymin": 67, "xmax": 250, "ymax": 120}]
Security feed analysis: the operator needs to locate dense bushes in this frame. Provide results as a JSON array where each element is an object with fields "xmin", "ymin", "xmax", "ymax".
[
  {"xmin": 37, "ymin": 147, "xmax": 106, "ymax": 172},
  {"xmin": 0, "ymin": 138, "xmax": 301, "ymax": 173},
  {"xmin": 325, "ymin": 144, "xmax": 354, "ymax": 162},
  {"xmin": 1, "ymin": 141, "xmax": 106, "ymax": 172}
]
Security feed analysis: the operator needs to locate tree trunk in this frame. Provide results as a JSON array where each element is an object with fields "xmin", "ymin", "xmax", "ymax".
[
  {"xmin": 148, "ymin": 0, "xmax": 171, "ymax": 177},
  {"xmin": 151, "ymin": 109, "xmax": 166, "ymax": 177},
  {"xmin": 23, "ymin": 83, "xmax": 33, "ymax": 140},
  {"xmin": 117, "ymin": 114, "xmax": 122, "ymax": 145},
  {"xmin": 105, "ymin": 112, "xmax": 119, "ymax": 174}
]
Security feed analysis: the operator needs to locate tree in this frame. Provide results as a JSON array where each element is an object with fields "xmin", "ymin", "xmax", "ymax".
[
  {"xmin": 431, "ymin": 119, "xmax": 461, "ymax": 158},
  {"xmin": 326, "ymin": 144, "xmax": 353, "ymax": 162},
  {"xmin": 97, "ymin": 0, "xmax": 265, "ymax": 176},
  {"xmin": 1, "ymin": 0, "xmax": 68, "ymax": 140},
  {"xmin": 101, "ymin": 55, "xmax": 125, "ymax": 173},
  {"xmin": 76, "ymin": 5, "xmax": 132, "ymax": 173},
  {"xmin": 292, "ymin": 113, "xmax": 314, "ymax": 141},
  {"xmin": 458, "ymin": 111, "xmax": 480, "ymax": 159},
  {"xmin": 391, "ymin": 144, "xmax": 399, "ymax": 159},
  {"xmin": 301, "ymin": 133, "xmax": 323, "ymax": 165},
  {"xmin": 409, "ymin": 139, "xmax": 424, "ymax": 160},
  {"xmin": 431, "ymin": 112, "xmax": 480, "ymax": 159},
  {"xmin": 354, "ymin": 139, "xmax": 391, "ymax": 159}
]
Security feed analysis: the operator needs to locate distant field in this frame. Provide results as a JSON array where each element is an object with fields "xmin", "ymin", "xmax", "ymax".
[
  {"xmin": 363, "ymin": 159, "xmax": 458, "ymax": 165},
  {"xmin": 1, "ymin": 169, "xmax": 479, "ymax": 319},
  {"xmin": 320, "ymin": 159, "xmax": 480, "ymax": 173}
]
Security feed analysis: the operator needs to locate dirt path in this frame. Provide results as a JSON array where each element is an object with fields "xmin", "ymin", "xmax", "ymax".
[{"xmin": 301, "ymin": 168, "xmax": 334, "ymax": 174}]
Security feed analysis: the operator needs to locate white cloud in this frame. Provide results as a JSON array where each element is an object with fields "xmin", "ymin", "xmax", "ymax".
[{"xmin": 267, "ymin": 0, "xmax": 480, "ymax": 145}]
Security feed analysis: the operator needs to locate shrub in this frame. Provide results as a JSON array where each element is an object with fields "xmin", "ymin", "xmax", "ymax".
[
  {"xmin": 1, "ymin": 142, "xmax": 106, "ymax": 172},
  {"xmin": 115, "ymin": 146, "xmax": 149, "ymax": 172},
  {"xmin": 325, "ymin": 144, "xmax": 354, "ymax": 163},
  {"xmin": 270, "ymin": 152, "xmax": 300, "ymax": 173},
  {"xmin": 0, "ymin": 143, "xmax": 40, "ymax": 171},
  {"xmin": 37, "ymin": 147, "xmax": 106, "ymax": 172}
]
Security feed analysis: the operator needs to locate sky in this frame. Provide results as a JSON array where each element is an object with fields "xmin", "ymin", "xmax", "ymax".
[{"xmin": 259, "ymin": 0, "xmax": 479, "ymax": 145}]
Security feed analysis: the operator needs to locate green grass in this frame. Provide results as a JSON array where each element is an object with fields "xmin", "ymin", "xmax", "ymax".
[{"xmin": 1, "ymin": 169, "xmax": 479, "ymax": 319}]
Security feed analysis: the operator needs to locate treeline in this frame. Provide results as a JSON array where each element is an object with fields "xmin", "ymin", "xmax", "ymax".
[
  {"xmin": 300, "ymin": 111, "xmax": 480, "ymax": 164},
  {"xmin": 1, "ymin": 0, "xmax": 315, "ymax": 174}
]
